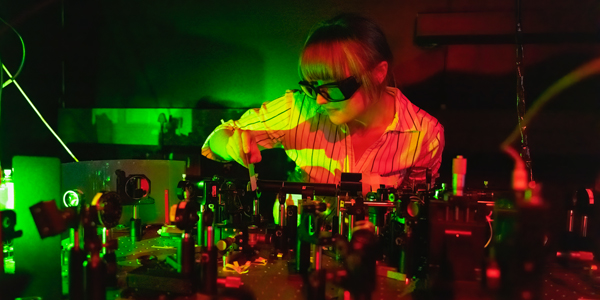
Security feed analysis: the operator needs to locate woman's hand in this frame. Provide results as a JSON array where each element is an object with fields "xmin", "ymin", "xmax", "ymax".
[{"xmin": 226, "ymin": 128, "xmax": 262, "ymax": 167}]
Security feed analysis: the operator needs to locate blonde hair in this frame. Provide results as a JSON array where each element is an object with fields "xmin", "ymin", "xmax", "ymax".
[{"xmin": 299, "ymin": 14, "xmax": 393, "ymax": 104}]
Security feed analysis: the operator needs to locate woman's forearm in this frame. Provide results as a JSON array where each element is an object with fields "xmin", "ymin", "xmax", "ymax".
[{"xmin": 207, "ymin": 129, "xmax": 234, "ymax": 161}]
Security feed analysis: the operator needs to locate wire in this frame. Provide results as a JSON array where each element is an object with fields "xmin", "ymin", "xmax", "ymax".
[
  {"xmin": 501, "ymin": 56, "xmax": 600, "ymax": 149},
  {"xmin": 500, "ymin": 56, "xmax": 600, "ymax": 191},
  {"xmin": 0, "ymin": 16, "xmax": 26, "ymax": 88},
  {"xmin": 0, "ymin": 16, "xmax": 26, "ymax": 166},
  {"xmin": 484, "ymin": 210, "xmax": 493, "ymax": 248},
  {"xmin": 1, "ymin": 65, "xmax": 79, "ymax": 162}
]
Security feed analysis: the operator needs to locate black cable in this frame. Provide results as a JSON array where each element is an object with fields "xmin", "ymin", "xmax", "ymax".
[
  {"xmin": 0, "ymin": 16, "xmax": 26, "ymax": 86},
  {"xmin": 0, "ymin": 14, "xmax": 78, "ymax": 163}
]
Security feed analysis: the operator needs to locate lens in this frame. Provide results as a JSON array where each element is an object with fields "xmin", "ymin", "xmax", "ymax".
[
  {"xmin": 299, "ymin": 82, "xmax": 317, "ymax": 99},
  {"xmin": 335, "ymin": 76, "xmax": 361, "ymax": 101},
  {"xmin": 299, "ymin": 76, "xmax": 360, "ymax": 102},
  {"xmin": 322, "ymin": 87, "xmax": 345, "ymax": 101}
]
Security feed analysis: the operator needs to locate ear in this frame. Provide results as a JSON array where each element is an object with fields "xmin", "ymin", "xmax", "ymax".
[{"xmin": 373, "ymin": 61, "xmax": 388, "ymax": 84}]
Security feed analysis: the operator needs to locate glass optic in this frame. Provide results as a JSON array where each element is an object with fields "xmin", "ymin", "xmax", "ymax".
[{"xmin": 299, "ymin": 76, "xmax": 360, "ymax": 102}]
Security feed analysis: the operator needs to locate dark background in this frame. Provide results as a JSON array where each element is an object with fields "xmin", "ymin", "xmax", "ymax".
[{"xmin": 1, "ymin": 1, "xmax": 599, "ymax": 235}]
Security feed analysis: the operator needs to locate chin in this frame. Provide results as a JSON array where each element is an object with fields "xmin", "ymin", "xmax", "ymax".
[{"xmin": 327, "ymin": 114, "xmax": 350, "ymax": 125}]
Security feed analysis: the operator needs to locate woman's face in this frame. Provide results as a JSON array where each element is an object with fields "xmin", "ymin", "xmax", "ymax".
[{"xmin": 316, "ymin": 86, "xmax": 368, "ymax": 125}]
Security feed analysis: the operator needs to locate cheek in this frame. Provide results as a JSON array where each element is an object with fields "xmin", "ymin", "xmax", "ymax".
[
  {"xmin": 326, "ymin": 110, "xmax": 348, "ymax": 125},
  {"xmin": 325, "ymin": 91, "xmax": 368, "ymax": 124},
  {"xmin": 343, "ymin": 95, "xmax": 368, "ymax": 116},
  {"xmin": 326, "ymin": 102, "xmax": 362, "ymax": 124}
]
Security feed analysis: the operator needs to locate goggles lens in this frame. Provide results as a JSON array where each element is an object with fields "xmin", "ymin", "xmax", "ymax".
[{"xmin": 299, "ymin": 76, "xmax": 360, "ymax": 102}]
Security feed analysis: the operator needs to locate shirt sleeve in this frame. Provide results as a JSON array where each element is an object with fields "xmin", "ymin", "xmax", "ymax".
[
  {"xmin": 201, "ymin": 91, "xmax": 296, "ymax": 162},
  {"xmin": 408, "ymin": 119, "xmax": 445, "ymax": 182}
]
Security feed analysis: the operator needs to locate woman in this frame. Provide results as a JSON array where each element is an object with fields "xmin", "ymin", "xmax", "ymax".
[{"xmin": 202, "ymin": 13, "xmax": 444, "ymax": 195}]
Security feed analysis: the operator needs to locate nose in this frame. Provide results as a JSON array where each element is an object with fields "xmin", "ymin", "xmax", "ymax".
[{"xmin": 316, "ymin": 94, "xmax": 329, "ymax": 105}]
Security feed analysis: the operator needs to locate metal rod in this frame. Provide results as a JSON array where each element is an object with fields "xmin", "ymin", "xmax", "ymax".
[
  {"xmin": 257, "ymin": 180, "xmax": 337, "ymax": 196},
  {"xmin": 102, "ymin": 228, "xmax": 109, "ymax": 254},
  {"xmin": 362, "ymin": 202, "xmax": 395, "ymax": 208},
  {"xmin": 74, "ymin": 229, "xmax": 80, "ymax": 250},
  {"xmin": 254, "ymin": 199, "xmax": 260, "ymax": 216},
  {"xmin": 207, "ymin": 226, "xmax": 214, "ymax": 249},
  {"xmin": 0, "ymin": 211, "xmax": 3, "ymax": 274},
  {"xmin": 454, "ymin": 206, "xmax": 459, "ymax": 221},
  {"xmin": 515, "ymin": 0, "xmax": 533, "ymax": 181},
  {"xmin": 164, "ymin": 189, "xmax": 169, "ymax": 224},
  {"xmin": 315, "ymin": 245, "xmax": 322, "ymax": 270},
  {"xmin": 348, "ymin": 215, "xmax": 355, "ymax": 241},
  {"xmin": 568, "ymin": 210, "xmax": 574, "ymax": 232},
  {"xmin": 280, "ymin": 203, "xmax": 286, "ymax": 229},
  {"xmin": 338, "ymin": 197, "xmax": 344, "ymax": 237}
]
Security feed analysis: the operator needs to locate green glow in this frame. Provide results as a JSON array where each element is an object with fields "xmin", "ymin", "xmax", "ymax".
[
  {"xmin": 63, "ymin": 190, "xmax": 81, "ymax": 207},
  {"xmin": 13, "ymin": 156, "xmax": 63, "ymax": 299},
  {"xmin": 90, "ymin": 109, "xmax": 193, "ymax": 145},
  {"xmin": 4, "ymin": 170, "xmax": 14, "ymax": 210},
  {"xmin": 389, "ymin": 193, "xmax": 396, "ymax": 202},
  {"xmin": 0, "ymin": 171, "xmax": 14, "ymax": 210},
  {"xmin": 3, "ymin": 254, "xmax": 15, "ymax": 274},
  {"xmin": 395, "ymin": 216, "xmax": 406, "ymax": 224},
  {"xmin": 452, "ymin": 175, "xmax": 458, "ymax": 194},
  {"xmin": 286, "ymin": 149, "xmax": 339, "ymax": 177},
  {"xmin": 67, "ymin": 229, "xmax": 77, "ymax": 249},
  {"xmin": 524, "ymin": 189, "xmax": 532, "ymax": 201}
]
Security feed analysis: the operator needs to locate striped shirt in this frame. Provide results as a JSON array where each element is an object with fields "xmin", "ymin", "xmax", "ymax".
[{"xmin": 202, "ymin": 87, "xmax": 445, "ymax": 193}]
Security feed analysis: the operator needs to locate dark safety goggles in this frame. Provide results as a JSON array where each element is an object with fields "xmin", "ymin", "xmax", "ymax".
[{"xmin": 298, "ymin": 76, "xmax": 361, "ymax": 102}]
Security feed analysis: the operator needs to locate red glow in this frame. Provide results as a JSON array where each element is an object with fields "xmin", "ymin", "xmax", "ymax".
[
  {"xmin": 445, "ymin": 230, "xmax": 472, "ymax": 236},
  {"xmin": 141, "ymin": 179, "xmax": 150, "ymax": 191},
  {"xmin": 487, "ymin": 268, "xmax": 500, "ymax": 279},
  {"xmin": 344, "ymin": 291, "xmax": 351, "ymax": 300}
]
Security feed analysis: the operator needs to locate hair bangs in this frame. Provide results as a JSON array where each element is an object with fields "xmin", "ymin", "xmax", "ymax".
[{"xmin": 299, "ymin": 41, "xmax": 360, "ymax": 83}]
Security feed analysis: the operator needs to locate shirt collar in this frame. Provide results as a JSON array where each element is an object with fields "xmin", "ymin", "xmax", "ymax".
[{"xmin": 385, "ymin": 87, "xmax": 421, "ymax": 133}]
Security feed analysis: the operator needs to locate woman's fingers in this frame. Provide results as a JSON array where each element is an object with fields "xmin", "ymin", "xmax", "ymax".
[
  {"xmin": 241, "ymin": 130, "xmax": 262, "ymax": 164},
  {"xmin": 227, "ymin": 129, "xmax": 262, "ymax": 167}
]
